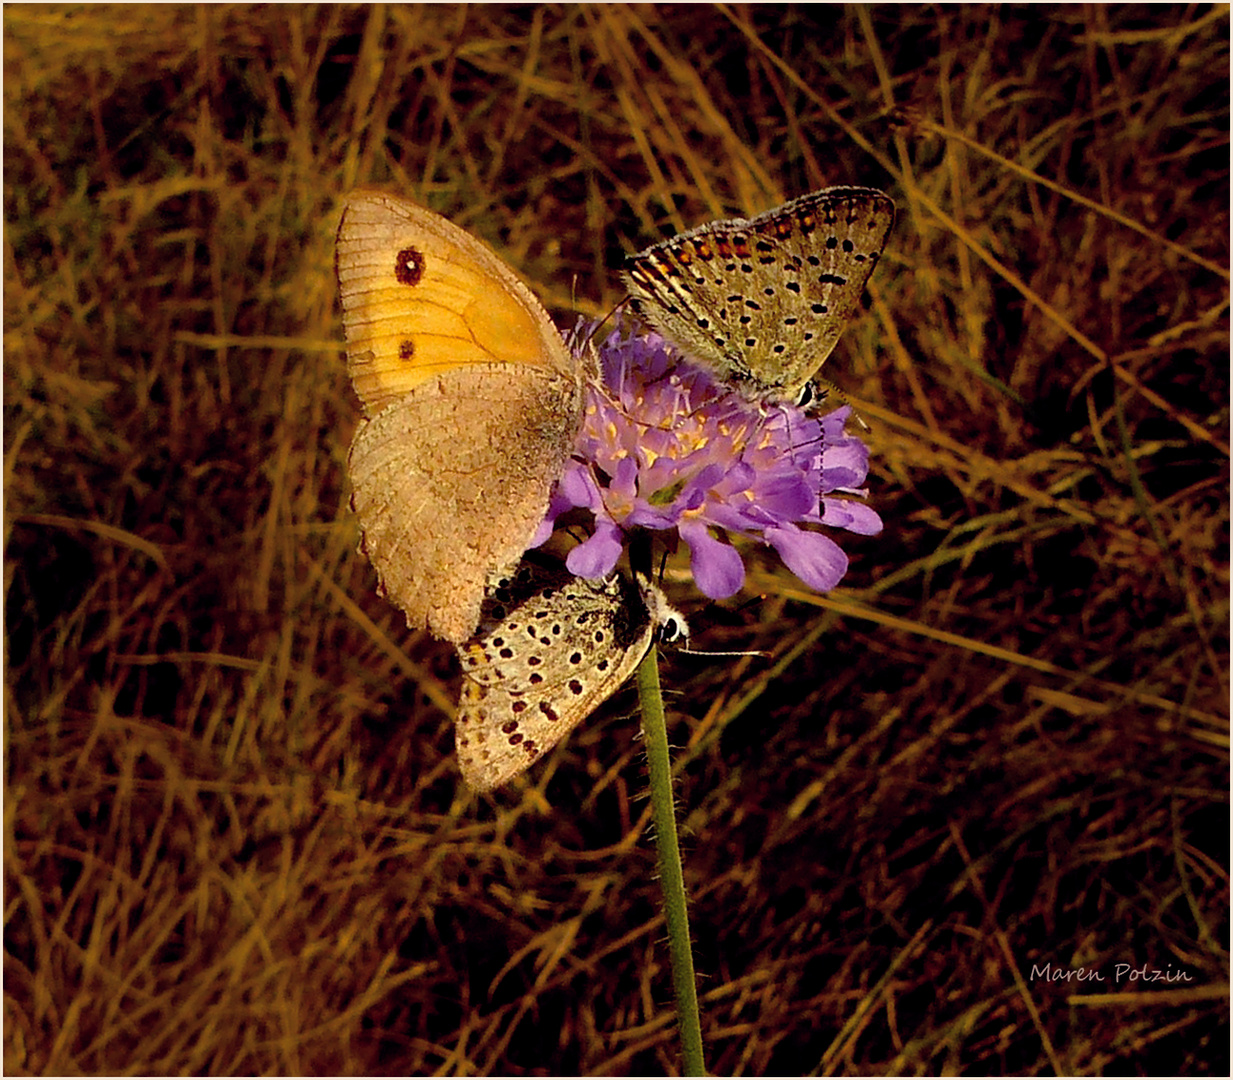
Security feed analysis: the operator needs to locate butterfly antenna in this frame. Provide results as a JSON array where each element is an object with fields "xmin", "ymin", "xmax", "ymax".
[
  {"xmin": 677, "ymin": 644, "xmax": 769, "ymax": 658},
  {"xmin": 809, "ymin": 378, "xmax": 870, "ymax": 431}
]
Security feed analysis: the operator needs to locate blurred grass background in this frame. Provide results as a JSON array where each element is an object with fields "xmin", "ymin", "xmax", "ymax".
[{"xmin": 4, "ymin": 4, "xmax": 1228, "ymax": 1075}]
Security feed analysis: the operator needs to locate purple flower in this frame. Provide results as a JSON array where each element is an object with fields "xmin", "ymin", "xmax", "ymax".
[{"xmin": 536, "ymin": 324, "xmax": 882, "ymax": 599}]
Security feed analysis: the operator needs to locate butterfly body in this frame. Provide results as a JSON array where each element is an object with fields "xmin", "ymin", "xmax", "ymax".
[
  {"xmin": 337, "ymin": 190, "xmax": 584, "ymax": 643},
  {"xmin": 455, "ymin": 561, "xmax": 687, "ymax": 791},
  {"xmin": 623, "ymin": 186, "xmax": 894, "ymax": 400}
]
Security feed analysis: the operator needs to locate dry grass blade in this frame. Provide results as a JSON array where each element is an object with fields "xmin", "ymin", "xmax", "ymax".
[{"xmin": 5, "ymin": 6, "xmax": 1227, "ymax": 1076}]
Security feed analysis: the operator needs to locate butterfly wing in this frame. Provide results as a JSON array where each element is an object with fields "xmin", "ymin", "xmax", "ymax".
[
  {"xmin": 347, "ymin": 365, "xmax": 583, "ymax": 644},
  {"xmin": 337, "ymin": 191, "xmax": 583, "ymax": 643},
  {"xmin": 623, "ymin": 186, "xmax": 895, "ymax": 399},
  {"xmin": 337, "ymin": 189, "xmax": 578, "ymax": 415},
  {"xmin": 454, "ymin": 563, "xmax": 662, "ymax": 792}
]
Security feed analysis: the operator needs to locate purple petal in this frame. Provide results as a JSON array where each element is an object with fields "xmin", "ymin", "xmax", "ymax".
[
  {"xmin": 765, "ymin": 525, "xmax": 849, "ymax": 592},
  {"xmin": 625, "ymin": 504, "xmax": 684, "ymax": 530},
  {"xmin": 680, "ymin": 521, "xmax": 746, "ymax": 598},
  {"xmin": 704, "ymin": 502, "xmax": 765, "ymax": 533},
  {"xmin": 558, "ymin": 464, "xmax": 602, "ymax": 510},
  {"xmin": 819, "ymin": 498, "xmax": 883, "ymax": 535},
  {"xmin": 566, "ymin": 523, "xmax": 624, "ymax": 578},
  {"xmin": 751, "ymin": 474, "xmax": 816, "ymax": 519},
  {"xmin": 818, "ymin": 406, "xmax": 852, "ymax": 437},
  {"xmin": 820, "ymin": 442, "xmax": 870, "ymax": 488},
  {"xmin": 610, "ymin": 455, "xmax": 641, "ymax": 498},
  {"xmin": 527, "ymin": 515, "xmax": 556, "ymax": 549},
  {"xmin": 714, "ymin": 461, "xmax": 756, "ymax": 495}
]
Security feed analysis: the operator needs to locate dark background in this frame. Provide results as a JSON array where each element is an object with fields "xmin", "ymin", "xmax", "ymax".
[{"xmin": 5, "ymin": 5, "xmax": 1228, "ymax": 1075}]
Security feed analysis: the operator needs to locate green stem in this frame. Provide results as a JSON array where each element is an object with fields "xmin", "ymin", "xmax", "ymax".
[{"xmin": 637, "ymin": 643, "xmax": 706, "ymax": 1077}]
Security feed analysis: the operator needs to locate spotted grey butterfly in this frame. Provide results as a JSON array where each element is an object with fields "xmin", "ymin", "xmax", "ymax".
[
  {"xmin": 454, "ymin": 560, "xmax": 688, "ymax": 791},
  {"xmin": 623, "ymin": 186, "xmax": 894, "ymax": 403}
]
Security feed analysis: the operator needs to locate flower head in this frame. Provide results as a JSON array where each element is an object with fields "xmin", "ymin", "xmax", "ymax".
[{"xmin": 534, "ymin": 323, "xmax": 881, "ymax": 599}]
